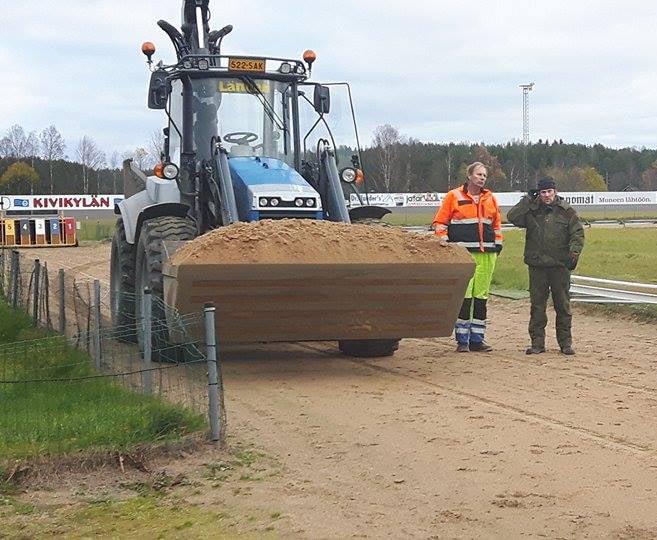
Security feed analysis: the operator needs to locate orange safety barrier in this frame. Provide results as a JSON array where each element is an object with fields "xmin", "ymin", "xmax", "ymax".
[{"xmin": 0, "ymin": 216, "xmax": 77, "ymax": 247}]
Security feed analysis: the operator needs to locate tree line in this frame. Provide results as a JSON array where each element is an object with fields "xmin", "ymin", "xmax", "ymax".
[
  {"xmin": 3, "ymin": 121, "xmax": 657, "ymax": 195},
  {"xmin": 361, "ymin": 124, "xmax": 657, "ymax": 193},
  {"xmin": 0, "ymin": 124, "xmax": 162, "ymax": 195}
]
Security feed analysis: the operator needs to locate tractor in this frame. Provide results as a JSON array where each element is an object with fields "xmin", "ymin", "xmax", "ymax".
[{"xmin": 110, "ymin": 0, "xmax": 471, "ymax": 359}]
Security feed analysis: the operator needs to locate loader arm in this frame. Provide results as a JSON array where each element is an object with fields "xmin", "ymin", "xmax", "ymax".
[
  {"xmin": 319, "ymin": 145, "xmax": 351, "ymax": 223},
  {"xmin": 181, "ymin": 0, "xmax": 210, "ymax": 52}
]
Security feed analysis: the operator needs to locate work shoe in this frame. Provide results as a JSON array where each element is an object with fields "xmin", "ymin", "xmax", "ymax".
[
  {"xmin": 560, "ymin": 346, "xmax": 576, "ymax": 356},
  {"xmin": 470, "ymin": 342, "xmax": 493, "ymax": 352},
  {"xmin": 525, "ymin": 346, "xmax": 546, "ymax": 355},
  {"xmin": 456, "ymin": 343, "xmax": 470, "ymax": 353}
]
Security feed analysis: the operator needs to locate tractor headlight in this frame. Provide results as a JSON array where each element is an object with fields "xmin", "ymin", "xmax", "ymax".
[
  {"xmin": 340, "ymin": 167, "xmax": 356, "ymax": 183},
  {"xmin": 259, "ymin": 197, "xmax": 269, "ymax": 207},
  {"xmin": 270, "ymin": 198, "xmax": 280, "ymax": 207},
  {"xmin": 162, "ymin": 163, "xmax": 179, "ymax": 180},
  {"xmin": 198, "ymin": 58, "xmax": 209, "ymax": 70},
  {"xmin": 294, "ymin": 198, "xmax": 304, "ymax": 207},
  {"xmin": 279, "ymin": 62, "xmax": 292, "ymax": 74},
  {"xmin": 305, "ymin": 198, "xmax": 315, "ymax": 207}
]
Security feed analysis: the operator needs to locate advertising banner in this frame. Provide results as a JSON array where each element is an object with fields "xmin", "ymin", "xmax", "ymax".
[
  {"xmin": 1, "ymin": 191, "xmax": 655, "ymax": 212},
  {"xmin": 0, "ymin": 195, "xmax": 124, "ymax": 212},
  {"xmin": 351, "ymin": 191, "xmax": 657, "ymax": 208},
  {"xmin": 404, "ymin": 193, "xmax": 445, "ymax": 207},
  {"xmin": 349, "ymin": 193, "xmax": 406, "ymax": 207}
]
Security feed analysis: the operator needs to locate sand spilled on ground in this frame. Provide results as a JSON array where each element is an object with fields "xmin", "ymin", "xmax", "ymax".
[{"xmin": 169, "ymin": 219, "xmax": 470, "ymax": 265}]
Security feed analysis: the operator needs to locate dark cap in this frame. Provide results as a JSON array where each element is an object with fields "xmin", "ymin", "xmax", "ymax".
[{"xmin": 537, "ymin": 176, "xmax": 556, "ymax": 191}]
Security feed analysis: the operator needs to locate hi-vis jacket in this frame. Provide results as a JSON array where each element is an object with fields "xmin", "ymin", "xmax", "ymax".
[{"xmin": 432, "ymin": 185, "xmax": 503, "ymax": 253}]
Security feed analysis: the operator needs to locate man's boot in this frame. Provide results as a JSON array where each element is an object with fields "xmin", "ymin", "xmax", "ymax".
[
  {"xmin": 456, "ymin": 343, "xmax": 469, "ymax": 353},
  {"xmin": 526, "ymin": 345, "xmax": 546, "ymax": 355},
  {"xmin": 470, "ymin": 341, "xmax": 493, "ymax": 352},
  {"xmin": 560, "ymin": 346, "xmax": 576, "ymax": 356}
]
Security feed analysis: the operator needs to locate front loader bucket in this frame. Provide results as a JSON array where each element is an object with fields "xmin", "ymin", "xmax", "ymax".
[
  {"xmin": 160, "ymin": 220, "xmax": 475, "ymax": 344},
  {"xmin": 162, "ymin": 242, "xmax": 474, "ymax": 344}
]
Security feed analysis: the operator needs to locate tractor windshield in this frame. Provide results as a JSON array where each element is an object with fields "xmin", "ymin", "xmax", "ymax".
[{"xmin": 191, "ymin": 77, "xmax": 293, "ymax": 165}]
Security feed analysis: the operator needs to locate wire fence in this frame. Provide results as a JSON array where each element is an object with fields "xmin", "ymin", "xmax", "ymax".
[{"xmin": 0, "ymin": 247, "xmax": 226, "ymax": 458}]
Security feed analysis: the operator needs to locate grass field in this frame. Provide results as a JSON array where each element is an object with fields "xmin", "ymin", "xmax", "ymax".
[
  {"xmin": 492, "ymin": 228, "xmax": 656, "ymax": 291},
  {"xmin": 492, "ymin": 228, "xmax": 657, "ymax": 320},
  {"xmin": 0, "ymin": 301, "xmax": 205, "ymax": 460},
  {"xmin": 77, "ymin": 218, "xmax": 115, "ymax": 241}
]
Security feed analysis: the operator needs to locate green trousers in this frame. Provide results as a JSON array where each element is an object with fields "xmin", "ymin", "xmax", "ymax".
[
  {"xmin": 455, "ymin": 252, "xmax": 497, "ymax": 345},
  {"xmin": 528, "ymin": 266, "xmax": 572, "ymax": 348}
]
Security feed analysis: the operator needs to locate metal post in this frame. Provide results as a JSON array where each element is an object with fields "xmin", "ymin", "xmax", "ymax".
[
  {"xmin": 11, "ymin": 251, "xmax": 19, "ymax": 310},
  {"xmin": 142, "ymin": 287, "xmax": 152, "ymax": 394},
  {"xmin": 42, "ymin": 262, "xmax": 51, "ymax": 330},
  {"xmin": 58, "ymin": 269, "xmax": 66, "ymax": 335},
  {"xmin": 204, "ymin": 303, "xmax": 221, "ymax": 442},
  {"xmin": 0, "ymin": 250, "xmax": 5, "ymax": 297},
  {"xmin": 93, "ymin": 279, "xmax": 101, "ymax": 370},
  {"xmin": 32, "ymin": 259, "xmax": 40, "ymax": 326}
]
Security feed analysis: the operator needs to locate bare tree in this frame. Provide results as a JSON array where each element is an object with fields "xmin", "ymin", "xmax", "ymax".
[
  {"xmin": 372, "ymin": 124, "xmax": 403, "ymax": 192},
  {"xmin": 108, "ymin": 151, "xmax": 120, "ymax": 194},
  {"xmin": 40, "ymin": 125, "xmax": 66, "ymax": 194},
  {"xmin": 125, "ymin": 147, "xmax": 153, "ymax": 171},
  {"xmin": 0, "ymin": 124, "xmax": 39, "ymax": 158},
  {"xmin": 76, "ymin": 135, "xmax": 105, "ymax": 193},
  {"xmin": 148, "ymin": 129, "xmax": 165, "ymax": 165},
  {"xmin": 94, "ymin": 151, "xmax": 107, "ymax": 193}
]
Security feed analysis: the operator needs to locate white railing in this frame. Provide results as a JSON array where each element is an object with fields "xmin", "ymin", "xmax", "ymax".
[{"xmin": 571, "ymin": 275, "xmax": 657, "ymax": 304}]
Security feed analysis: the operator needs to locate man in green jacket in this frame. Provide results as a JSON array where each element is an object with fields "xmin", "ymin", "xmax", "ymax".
[{"xmin": 507, "ymin": 177, "xmax": 585, "ymax": 356}]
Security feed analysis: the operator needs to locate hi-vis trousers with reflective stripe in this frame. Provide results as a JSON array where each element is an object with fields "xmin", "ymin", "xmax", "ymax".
[{"xmin": 455, "ymin": 252, "xmax": 497, "ymax": 345}]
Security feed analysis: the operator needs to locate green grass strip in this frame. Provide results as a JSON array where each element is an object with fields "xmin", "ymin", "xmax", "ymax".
[{"xmin": 0, "ymin": 300, "xmax": 205, "ymax": 460}]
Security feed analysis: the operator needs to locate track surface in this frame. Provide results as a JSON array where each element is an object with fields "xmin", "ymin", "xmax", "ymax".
[{"xmin": 25, "ymin": 243, "xmax": 657, "ymax": 538}]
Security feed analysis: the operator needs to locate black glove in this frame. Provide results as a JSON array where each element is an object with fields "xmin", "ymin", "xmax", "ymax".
[
  {"xmin": 495, "ymin": 244, "xmax": 503, "ymax": 254},
  {"xmin": 528, "ymin": 189, "xmax": 539, "ymax": 199},
  {"xmin": 566, "ymin": 252, "xmax": 579, "ymax": 270}
]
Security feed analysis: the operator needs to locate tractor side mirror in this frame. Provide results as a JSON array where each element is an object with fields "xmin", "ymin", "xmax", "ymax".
[
  {"xmin": 147, "ymin": 69, "xmax": 169, "ymax": 110},
  {"xmin": 313, "ymin": 85, "xmax": 330, "ymax": 115}
]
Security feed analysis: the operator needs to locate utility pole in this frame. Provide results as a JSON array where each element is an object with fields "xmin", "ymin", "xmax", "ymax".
[{"xmin": 519, "ymin": 82, "xmax": 535, "ymax": 189}]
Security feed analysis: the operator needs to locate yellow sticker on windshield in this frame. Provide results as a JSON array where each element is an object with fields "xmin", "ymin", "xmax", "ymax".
[{"xmin": 218, "ymin": 80, "xmax": 271, "ymax": 94}]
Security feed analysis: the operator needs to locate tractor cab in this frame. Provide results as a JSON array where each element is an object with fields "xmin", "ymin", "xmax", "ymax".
[{"xmin": 146, "ymin": 46, "xmax": 370, "ymax": 226}]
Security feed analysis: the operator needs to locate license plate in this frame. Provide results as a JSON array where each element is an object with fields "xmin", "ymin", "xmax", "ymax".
[{"xmin": 228, "ymin": 57, "xmax": 265, "ymax": 72}]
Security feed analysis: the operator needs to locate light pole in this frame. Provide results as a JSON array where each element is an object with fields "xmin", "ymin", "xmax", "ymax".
[
  {"xmin": 520, "ymin": 82, "xmax": 535, "ymax": 145},
  {"xmin": 519, "ymin": 82, "xmax": 535, "ymax": 189}
]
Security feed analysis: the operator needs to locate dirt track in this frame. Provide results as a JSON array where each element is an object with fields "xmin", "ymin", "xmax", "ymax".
[{"xmin": 23, "ymin": 243, "xmax": 657, "ymax": 538}]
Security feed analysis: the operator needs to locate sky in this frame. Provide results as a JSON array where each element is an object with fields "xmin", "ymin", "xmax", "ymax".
[{"xmin": 2, "ymin": 0, "xmax": 657, "ymax": 159}]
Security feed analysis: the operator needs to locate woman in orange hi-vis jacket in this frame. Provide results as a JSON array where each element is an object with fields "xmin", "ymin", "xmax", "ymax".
[{"xmin": 432, "ymin": 162, "xmax": 503, "ymax": 353}]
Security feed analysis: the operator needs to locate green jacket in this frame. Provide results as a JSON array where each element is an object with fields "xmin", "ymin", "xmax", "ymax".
[{"xmin": 507, "ymin": 195, "xmax": 585, "ymax": 268}]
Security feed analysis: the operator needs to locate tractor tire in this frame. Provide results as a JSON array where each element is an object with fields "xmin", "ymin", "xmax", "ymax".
[
  {"xmin": 338, "ymin": 216, "xmax": 401, "ymax": 358},
  {"xmin": 135, "ymin": 216, "xmax": 197, "ymax": 362},
  {"xmin": 110, "ymin": 217, "xmax": 136, "ymax": 342},
  {"xmin": 338, "ymin": 338, "xmax": 400, "ymax": 358}
]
